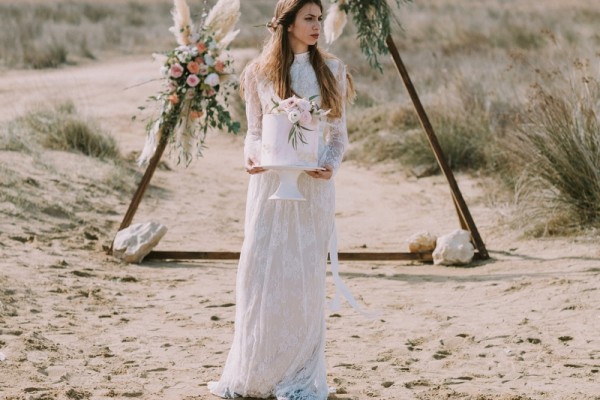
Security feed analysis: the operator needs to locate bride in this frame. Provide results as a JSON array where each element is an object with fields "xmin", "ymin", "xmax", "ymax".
[{"xmin": 209, "ymin": 0, "xmax": 354, "ymax": 398}]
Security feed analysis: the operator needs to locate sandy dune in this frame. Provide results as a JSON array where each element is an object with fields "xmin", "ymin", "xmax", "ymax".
[{"xmin": 0, "ymin": 56, "xmax": 599, "ymax": 400}]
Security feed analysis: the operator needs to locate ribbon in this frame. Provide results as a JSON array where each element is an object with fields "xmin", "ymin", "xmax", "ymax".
[{"xmin": 328, "ymin": 222, "xmax": 378, "ymax": 318}]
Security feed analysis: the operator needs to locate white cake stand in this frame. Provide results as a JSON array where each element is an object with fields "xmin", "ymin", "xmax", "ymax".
[{"xmin": 259, "ymin": 165, "xmax": 325, "ymax": 201}]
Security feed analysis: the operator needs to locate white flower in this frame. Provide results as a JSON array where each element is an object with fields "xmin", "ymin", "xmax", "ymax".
[
  {"xmin": 288, "ymin": 110, "xmax": 301, "ymax": 123},
  {"xmin": 198, "ymin": 64, "xmax": 209, "ymax": 75},
  {"xmin": 177, "ymin": 52, "xmax": 188, "ymax": 63},
  {"xmin": 296, "ymin": 98, "xmax": 311, "ymax": 113},
  {"xmin": 205, "ymin": 73, "xmax": 220, "ymax": 87},
  {"xmin": 160, "ymin": 65, "xmax": 169, "ymax": 76},
  {"xmin": 204, "ymin": 54, "xmax": 215, "ymax": 66}
]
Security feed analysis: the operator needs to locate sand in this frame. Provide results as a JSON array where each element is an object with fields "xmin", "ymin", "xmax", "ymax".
[{"xmin": 0, "ymin": 55, "xmax": 599, "ymax": 400}]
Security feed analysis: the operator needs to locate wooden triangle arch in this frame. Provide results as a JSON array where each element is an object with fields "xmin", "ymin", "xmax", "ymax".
[{"xmin": 109, "ymin": 35, "xmax": 489, "ymax": 262}]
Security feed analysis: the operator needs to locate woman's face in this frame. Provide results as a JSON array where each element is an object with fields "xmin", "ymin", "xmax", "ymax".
[{"xmin": 287, "ymin": 2, "xmax": 322, "ymax": 53}]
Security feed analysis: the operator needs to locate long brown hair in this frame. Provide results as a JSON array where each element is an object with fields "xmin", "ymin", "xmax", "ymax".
[{"xmin": 241, "ymin": 0, "xmax": 352, "ymax": 118}]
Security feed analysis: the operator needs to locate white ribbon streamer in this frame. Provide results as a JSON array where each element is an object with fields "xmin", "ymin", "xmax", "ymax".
[{"xmin": 328, "ymin": 222, "xmax": 377, "ymax": 318}]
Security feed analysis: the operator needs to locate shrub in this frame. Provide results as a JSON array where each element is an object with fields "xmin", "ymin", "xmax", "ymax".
[
  {"xmin": 20, "ymin": 102, "xmax": 121, "ymax": 161},
  {"xmin": 346, "ymin": 79, "xmax": 518, "ymax": 173},
  {"xmin": 24, "ymin": 41, "xmax": 69, "ymax": 69},
  {"xmin": 506, "ymin": 71, "xmax": 600, "ymax": 233}
]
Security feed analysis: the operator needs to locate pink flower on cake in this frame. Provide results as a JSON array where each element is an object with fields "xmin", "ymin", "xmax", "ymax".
[
  {"xmin": 170, "ymin": 63, "xmax": 184, "ymax": 78},
  {"xmin": 296, "ymin": 98, "xmax": 311, "ymax": 113},
  {"xmin": 186, "ymin": 74, "xmax": 200, "ymax": 87},
  {"xmin": 279, "ymin": 96, "xmax": 298, "ymax": 112},
  {"xmin": 300, "ymin": 111, "xmax": 312, "ymax": 125},
  {"xmin": 270, "ymin": 94, "xmax": 330, "ymax": 149}
]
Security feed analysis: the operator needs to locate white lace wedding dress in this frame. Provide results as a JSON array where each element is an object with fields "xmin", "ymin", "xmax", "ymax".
[{"xmin": 208, "ymin": 52, "xmax": 348, "ymax": 400}]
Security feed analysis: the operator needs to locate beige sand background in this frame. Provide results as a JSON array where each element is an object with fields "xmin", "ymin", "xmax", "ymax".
[{"xmin": 0, "ymin": 53, "xmax": 599, "ymax": 400}]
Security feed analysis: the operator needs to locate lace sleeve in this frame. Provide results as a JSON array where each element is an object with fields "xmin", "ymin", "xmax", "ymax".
[
  {"xmin": 320, "ymin": 61, "xmax": 349, "ymax": 171},
  {"xmin": 242, "ymin": 65, "xmax": 262, "ymax": 168}
]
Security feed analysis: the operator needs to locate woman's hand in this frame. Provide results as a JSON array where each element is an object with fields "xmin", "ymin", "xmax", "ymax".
[
  {"xmin": 246, "ymin": 158, "xmax": 266, "ymax": 174},
  {"xmin": 306, "ymin": 165, "xmax": 333, "ymax": 180}
]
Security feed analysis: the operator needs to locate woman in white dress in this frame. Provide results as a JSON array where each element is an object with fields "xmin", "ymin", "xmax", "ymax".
[{"xmin": 209, "ymin": 0, "xmax": 353, "ymax": 398}]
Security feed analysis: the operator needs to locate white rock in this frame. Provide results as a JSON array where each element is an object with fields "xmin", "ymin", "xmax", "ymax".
[
  {"xmin": 407, "ymin": 231, "xmax": 437, "ymax": 253},
  {"xmin": 0, "ymin": 352, "xmax": 5, "ymax": 361},
  {"xmin": 432, "ymin": 229, "xmax": 474, "ymax": 265},
  {"xmin": 113, "ymin": 222, "xmax": 167, "ymax": 264}
]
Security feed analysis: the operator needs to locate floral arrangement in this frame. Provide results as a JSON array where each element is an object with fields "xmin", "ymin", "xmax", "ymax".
[
  {"xmin": 270, "ymin": 95, "xmax": 330, "ymax": 149},
  {"xmin": 138, "ymin": 0, "xmax": 241, "ymax": 166},
  {"xmin": 324, "ymin": 0, "xmax": 409, "ymax": 71}
]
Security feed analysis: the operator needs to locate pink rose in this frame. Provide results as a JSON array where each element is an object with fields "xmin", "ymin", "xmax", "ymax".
[
  {"xmin": 170, "ymin": 63, "xmax": 184, "ymax": 78},
  {"xmin": 300, "ymin": 111, "xmax": 312, "ymax": 125},
  {"xmin": 186, "ymin": 74, "xmax": 200, "ymax": 87},
  {"xmin": 279, "ymin": 96, "xmax": 299, "ymax": 112}
]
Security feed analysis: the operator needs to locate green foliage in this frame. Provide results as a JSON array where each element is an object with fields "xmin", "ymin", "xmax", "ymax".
[{"xmin": 338, "ymin": 0, "xmax": 410, "ymax": 72}]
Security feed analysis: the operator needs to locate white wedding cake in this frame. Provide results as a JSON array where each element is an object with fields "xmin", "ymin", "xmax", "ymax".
[{"xmin": 260, "ymin": 113, "xmax": 319, "ymax": 168}]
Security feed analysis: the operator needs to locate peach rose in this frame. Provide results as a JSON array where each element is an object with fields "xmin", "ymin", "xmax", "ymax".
[
  {"xmin": 168, "ymin": 93, "xmax": 179, "ymax": 104},
  {"xmin": 190, "ymin": 110, "xmax": 204, "ymax": 120},
  {"xmin": 187, "ymin": 61, "xmax": 200, "ymax": 74},
  {"xmin": 196, "ymin": 42, "xmax": 207, "ymax": 53},
  {"xmin": 214, "ymin": 60, "xmax": 225, "ymax": 73}
]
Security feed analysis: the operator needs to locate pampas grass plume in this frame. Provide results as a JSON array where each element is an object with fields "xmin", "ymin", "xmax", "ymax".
[
  {"xmin": 204, "ymin": 0, "xmax": 241, "ymax": 44},
  {"xmin": 324, "ymin": 2, "xmax": 347, "ymax": 44},
  {"xmin": 169, "ymin": 0, "xmax": 193, "ymax": 46}
]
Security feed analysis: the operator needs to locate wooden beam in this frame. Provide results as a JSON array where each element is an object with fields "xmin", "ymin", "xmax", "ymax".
[
  {"xmin": 145, "ymin": 251, "xmax": 434, "ymax": 261},
  {"xmin": 385, "ymin": 35, "xmax": 489, "ymax": 260},
  {"xmin": 109, "ymin": 131, "xmax": 167, "ymax": 253},
  {"xmin": 143, "ymin": 251, "xmax": 487, "ymax": 262}
]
